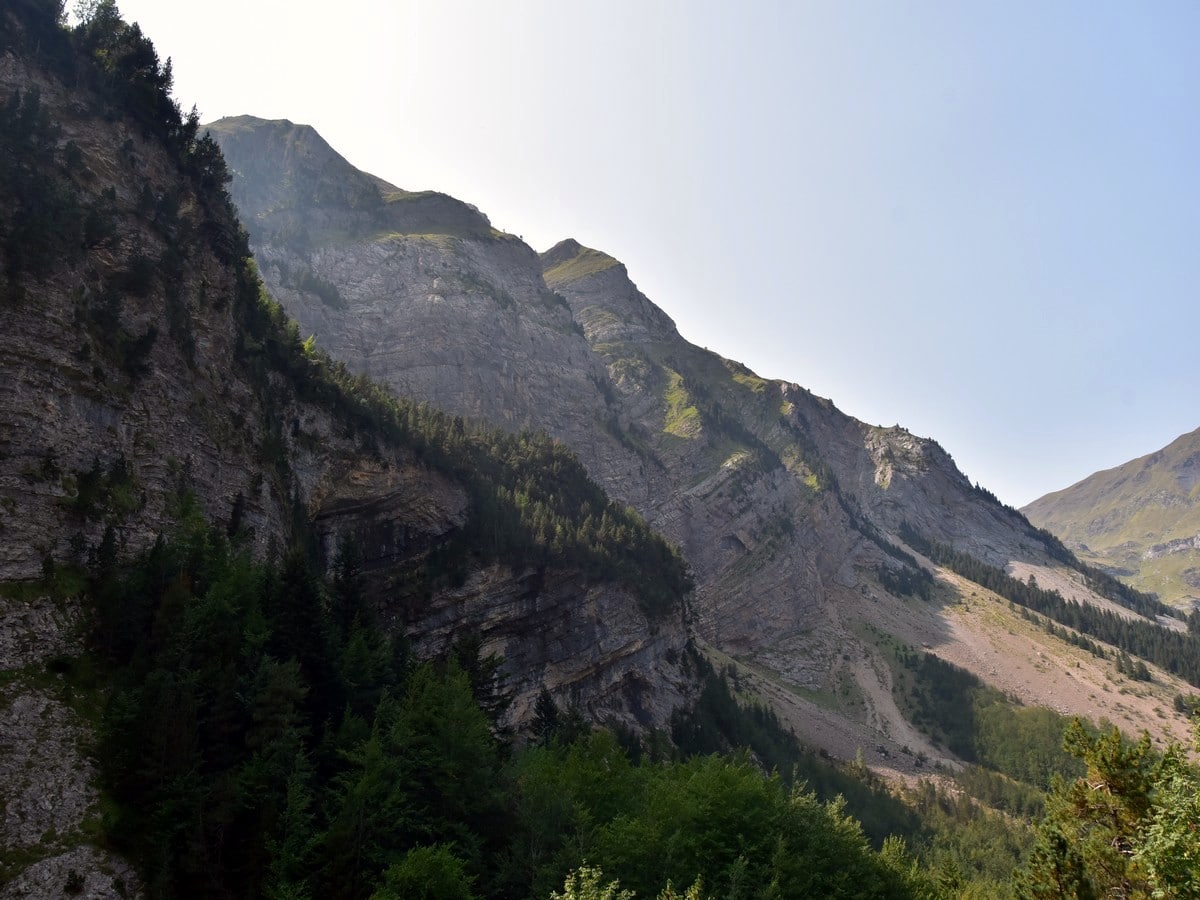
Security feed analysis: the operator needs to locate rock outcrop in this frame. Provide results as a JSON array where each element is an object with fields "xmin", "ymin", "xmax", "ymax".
[{"xmin": 211, "ymin": 117, "xmax": 1098, "ymax": 698}]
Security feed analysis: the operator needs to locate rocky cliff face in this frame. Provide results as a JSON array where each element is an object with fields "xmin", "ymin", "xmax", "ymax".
[
  {"xmin": 0, "ymin": 21, "xmax": 692, "ymax": 893},
  {"xmin": 310, "ymin": 462, "xmax": 691, "ymax": 728},
  {"xmin": 544, "ymin": 239, "xmax": 1071, "ymax": 650},
  {"xmin": 210, "ymin": 122, "xmax": 868, "ymax": 656},
  {"xmin": 208, "ymin": 116, "xmax": 1190, "ymax": 783},
  {"xmin": 211, "ymin": 112, "xmax": 1200, "ymax": 787},
  {"xmin": 207, "ymin": 118, "xmax": 676, "ymax": 514},
  {"xmin": 1024, "ymin": 427, "xmax": 1200, "ymax": 608}
]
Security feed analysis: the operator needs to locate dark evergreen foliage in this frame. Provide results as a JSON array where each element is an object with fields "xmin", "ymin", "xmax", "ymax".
[
  {"xmin": 1015, "ymin": 717, "xmax": 1200, "ymax": 898},
  {"xmin": 0, "ymin": 85, "xmax": 82, "ymax": 284},
  {"xmin": 878, "ymin": 562, "xmax": 934, "ymax": 601},
  {"xmin": 1025, "ymin": 523, "xmax": 1172, "ymax": 619},
  {"xmin": 670, "ymin": 651, "xmax": 928, "ymax": 849},
  {"xmin": 1015, "ymin": 606, "xmax": 1110, "ymax": 660},
  {"xmin": 86, "ymin": 512, "xmax": 940, "ymax": 899},
  {"xmin": 891, "ymin": 649, "xmax": 1084, "ymax": 791}
]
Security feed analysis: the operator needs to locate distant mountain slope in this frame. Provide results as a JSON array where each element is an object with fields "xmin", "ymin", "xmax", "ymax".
[{"xmin": 1023, "ymin": 427, "xmax": 1200, "ymax": 607}]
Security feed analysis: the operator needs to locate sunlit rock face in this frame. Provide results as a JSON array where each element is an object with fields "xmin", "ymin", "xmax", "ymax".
[
  {"xmin": 207, "ymin": 110, "xmax": 1200, "ymax": 790},
  {"xmin": 213, "ymin": 117, "xmax": 1055, "ymax": 664}
]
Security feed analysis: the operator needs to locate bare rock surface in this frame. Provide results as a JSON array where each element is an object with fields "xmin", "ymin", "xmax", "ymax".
[
  {"xmin": 208, "ymin": 115, "xmax": 1196, "ymax": 786},
  {"xmin": 0, "ymin": 845, "xmax": 139, "ymax": 900}
]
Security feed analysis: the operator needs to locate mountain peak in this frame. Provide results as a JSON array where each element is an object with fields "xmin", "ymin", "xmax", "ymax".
[
  {"xmin": 1024, "ymin": 426, "xmax": 1200, "ymax": 605},
  {"xmin": 205, "ymin": 115, "xmax": 346, "ymax": 171},
  {"xmin": 541, "ymin": 237, "xmax": 583, "ymax": 259},
  {"xmin": 207, "ymin": 114, "xmax": 297, "ymax": 130},
  {"xmin": 208, "ymin": 116, "xmax": 493, "ymax": 242},
  {"xmin": 540, "ymin": 238, "xmax": 621, "ymax": 283},
  {"xmin": 539, "ymin": 240, "xmax": 677, "ymax": 344}
]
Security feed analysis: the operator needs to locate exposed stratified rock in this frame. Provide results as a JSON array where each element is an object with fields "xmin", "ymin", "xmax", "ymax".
[
  {"xmin": 207, "ymin": 117, "xmax": 673, "ymax": 513},
  {"xmin": 311, "ymin": 462, "xmax": 693, "ymax": 731},
  {"xmin": 781, "ymin": 383, "xmax": 1045, "ymax": 566},
  {"xmin": 210, "ymin": 115, "xmax": 1081, "ymax": 667},
  {"xmin": 541, "ymin": 239, "xmax": 1031, "ymax": 648},
  {"xmin": 1, "ymin": 691, "xmax": 98, "ymax": 857},
  {"xmin": 211, "ymin": 114, "xmax": 1199, "ymax": 776},
  {"xmin": 541, "ymin": 239, "xmax": 678, "ymax": 345}
]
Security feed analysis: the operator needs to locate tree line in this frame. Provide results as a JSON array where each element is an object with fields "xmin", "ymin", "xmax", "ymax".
[{"xmin": 899, "ymin": 522, "xmax": 1200, "ymax": 688}]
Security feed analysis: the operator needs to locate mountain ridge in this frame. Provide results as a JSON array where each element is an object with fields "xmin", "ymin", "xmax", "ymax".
[
  {"xmin": 7, "ymin": 7, "xmax": 1200, "ymax": 895},
  {"xmin": 210, "ymin": 113, "xmax": 1199, "ymax": 779}
]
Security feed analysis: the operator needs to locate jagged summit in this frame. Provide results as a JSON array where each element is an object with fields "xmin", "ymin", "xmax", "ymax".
[
  {"xmin": 206, "ymin": 115, "xmax": 381, "ymax": 211},
  {"xmin": 539, "ymin": 236, "xmax": 583, "ymax": 263},
  {"xmin": 541, "ymin": 237, "xmax": 678, "ymax": 344}
]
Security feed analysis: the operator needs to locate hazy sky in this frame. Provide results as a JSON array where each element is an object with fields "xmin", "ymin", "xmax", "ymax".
[{"xmin": 111, "ymin": 0, "xmax": 1200, "ymax": 507}]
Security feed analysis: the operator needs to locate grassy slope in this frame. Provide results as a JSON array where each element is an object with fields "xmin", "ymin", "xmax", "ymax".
[
  {"xmin": 542, "ymin": 245, "xmax": 619, "ymax": 282},
  {"xmin": 1023, "ymin": 427, "xmax": 1200, "ymax": 605}
]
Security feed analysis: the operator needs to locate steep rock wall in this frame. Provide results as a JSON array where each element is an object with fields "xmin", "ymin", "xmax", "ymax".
[{"xmin": 0, "ymin": 35, "xmax": 694, "ymax": 894}]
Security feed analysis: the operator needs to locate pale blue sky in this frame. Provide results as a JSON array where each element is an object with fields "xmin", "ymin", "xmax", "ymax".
[{"xmin": 112, "ymin": 0, "xmax": 1200, "ymax": 507}]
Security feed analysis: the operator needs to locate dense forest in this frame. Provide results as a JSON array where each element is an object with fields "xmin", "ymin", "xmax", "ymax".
[
  {"xmin": 84, "ymin": 506, "xmax": 941, "ymax": 899},
  {"xmin": 3, "ymin": 2, "xmax": 1200, "ymax": 897}
]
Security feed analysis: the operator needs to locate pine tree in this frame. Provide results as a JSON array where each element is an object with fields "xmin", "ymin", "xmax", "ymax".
[{"xmin": 1016, "ymin": 721, "xmax": 1156, "ymax": 898}]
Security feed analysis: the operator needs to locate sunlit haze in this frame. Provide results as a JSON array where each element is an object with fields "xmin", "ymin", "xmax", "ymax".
[{"xmin": 110, "ymin": 0, "xmax": 1200, "ymax": 507}]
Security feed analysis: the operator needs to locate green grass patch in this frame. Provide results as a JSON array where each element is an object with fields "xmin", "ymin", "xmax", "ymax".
[
  {"xmin": 543, "ymin": 246, "xmax": 619, "ymax": 283},
  {"xmin": 725, "ymin": 359, "xmax": 768, "ymax": 394},
  {"xmin": 662, "ymin": 369, "xmax": 701, "ymax": 437},
  {"xmin": 370, "ymin": 229, "xmax": 460, "ymax": 248},
  {"xmin": 0, "ymin": 567, "xmax": 87, "ymax": 604}
]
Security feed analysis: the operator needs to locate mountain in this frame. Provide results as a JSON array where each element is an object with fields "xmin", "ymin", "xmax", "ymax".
[
  {"xmin": 0, "ymin": 10, "xmax": 692, "ymax": 893},
  {"xmin": 8, "ymin": 6, "xmax": 1200, "ymax": 892},
  {"xmin": 210, "ymin": 115, "xmax": 1200, "ymax": 777},
  {"xmin": 1023, "ymin": 427, "xmax": 1200, "ymax": 608}
]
